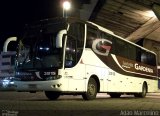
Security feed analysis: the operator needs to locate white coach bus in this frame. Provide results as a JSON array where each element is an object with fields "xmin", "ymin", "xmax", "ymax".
[{"xmin": 14, "ymin": 18, "xmax": 158, "ymax": 100}]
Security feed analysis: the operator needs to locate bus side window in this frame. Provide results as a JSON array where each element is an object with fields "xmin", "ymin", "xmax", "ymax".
[
  {"xmin": 127, "ymin": 44, "xmax": 136, "ymax": 61},
  {"xmin": 136, "ymin": 48, "xmax": 141, "ymax": 62},
  {"xmin": 100, "ymin": 32, "xmax": 114, "ymax": 53},
  {"xmin": 86, "ymin": 25, "xmax": 99, "ymax": 48},
  {"xmin": 147, "ymin": 53, "xmax": 156, "ymax": 66},
  {"xmin": 115, "ymin": 39, "xmax": 128, "ymax": 58},
  {"xmin": 141, "ymin": 53, "xmax": 147, "ymax": 64}
]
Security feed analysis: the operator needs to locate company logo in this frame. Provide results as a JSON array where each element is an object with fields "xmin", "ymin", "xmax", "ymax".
[
  {"xmin": 122, "ymin": 61, "xmax": 134, "ymax": 69},
  {"xmin": 35, "ymin": 72, "xmax": 43, "ymax": 79},
  {"xmin": 92, "ymin": 39, "xmax": 112, "ymax": 56},
  {"xmin": 135, "ymin": 63, "xmax": 153, "ymax": 73},
  {"xmin": 16, "ymin": 72, "xmax": 32, "ymax": 76},
  {"xmin": 121, "ymin": 61, "xmax": 154, "ymax": 74}
]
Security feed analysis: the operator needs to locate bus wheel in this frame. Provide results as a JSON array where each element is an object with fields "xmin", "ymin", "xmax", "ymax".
[
  {"xmin": 82, "ymin": 78, "xmax": 97, "ymax": 100},
  {"xmin": 109, "ymin": 93, "xmax": 121, "ymax": 98},
  {"xmin": 134, "ymin": 83, "xmax": 147, "ymax": 98},
  {"xmin": 45, "ymin": 91, "xmax": 60, "ymax": 100}
]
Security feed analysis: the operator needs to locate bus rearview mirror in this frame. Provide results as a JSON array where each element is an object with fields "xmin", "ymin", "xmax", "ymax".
[{"xmin": 56, "ymin": 30, "xmax": 67, "ymax": 48}]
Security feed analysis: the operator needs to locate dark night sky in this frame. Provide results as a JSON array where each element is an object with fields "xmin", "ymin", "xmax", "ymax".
[{"xmin": 0, "ymin": 0, "xmax": 65, "ymax": 51}]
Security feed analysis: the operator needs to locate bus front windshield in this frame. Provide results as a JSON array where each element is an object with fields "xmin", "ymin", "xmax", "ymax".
[{"xmin": 16, "ymin": 29, "xmax": 65, "ymax": 70}]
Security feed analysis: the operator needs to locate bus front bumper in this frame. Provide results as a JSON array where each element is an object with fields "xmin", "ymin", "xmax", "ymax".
[{"xmin": 14, "ymin": 80, "xmax": 65, "ymax": 92}]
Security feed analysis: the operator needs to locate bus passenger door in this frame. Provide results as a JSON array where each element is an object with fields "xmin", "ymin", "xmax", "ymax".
[
  {"xmin": 64, "ymin": 37, "xmax": 86, "ymax": 92},
  {"xmin": 64, "ymin": 64, "xmax": 86, "ymax": 92}
]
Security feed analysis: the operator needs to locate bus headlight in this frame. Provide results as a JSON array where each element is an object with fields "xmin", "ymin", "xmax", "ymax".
[{"xmin": 46, "ymin": 75, "xmax": 62, "ymax": 80}]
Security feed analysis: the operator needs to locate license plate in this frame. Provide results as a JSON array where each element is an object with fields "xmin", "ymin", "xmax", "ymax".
[{"xmin": 28, "ymin": 84, "xmax": 37, "ymax": 89}]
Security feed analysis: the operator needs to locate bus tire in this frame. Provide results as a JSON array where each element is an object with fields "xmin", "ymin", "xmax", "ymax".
[
  {"xmin": 45, "ymin": 91, "xmax": 60, "ymax": 100},
  {"xmin": 82, "ymin": 78, "xmax": 97, "ymax": 100},
  {"xmin": 109, "ymin": 93, "xmax": 121, "ymax": 98},
  {"xmin": 134, "ymin": 83, "xmax": 147, "ymax": 98}
]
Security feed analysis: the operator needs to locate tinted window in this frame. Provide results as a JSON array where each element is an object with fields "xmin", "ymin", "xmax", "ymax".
[
  {"xmin": 115, "ymin": 39, "xmax": 128, "ymax": 58},
  {"xmin": 65, "ymin": 22, "xmax": 85, "ymax": 68},
  {"xmin": 101, "ymin": 32, "xmax": 114, "ymax": 53},
  {"xmin": 127, "ymin": 44, "xmax": 136, "ymax": 60},
  {"xmin": 86, "ymin": 25, "xmax": 99, "ymax": 48}
]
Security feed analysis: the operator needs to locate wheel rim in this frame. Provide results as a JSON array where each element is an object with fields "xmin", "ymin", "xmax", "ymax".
[{"xmin": 88, "ymin": 83, "xmax": 96, "ymax": 96}]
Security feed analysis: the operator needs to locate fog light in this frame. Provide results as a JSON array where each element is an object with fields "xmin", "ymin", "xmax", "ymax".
[
  {"xmin": 57, "ymin": 84, "xmax": 62, "ymax": 87},
  {"xmin": 51, "ymin": 85, "xmax": 56, "ymax": 88},
  {"xmin": 51, "ymin": 84, "xmax": 62, "ymax": 88}
]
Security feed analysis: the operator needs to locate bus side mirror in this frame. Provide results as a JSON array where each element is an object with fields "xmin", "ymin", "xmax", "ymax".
[
  {"xmin": 3, "ymin": 37, "xmax": 17, "ymax": 52},
  {"xmin": 56, "ymin": 30, "xmax": 67, "ymax": 48}
]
